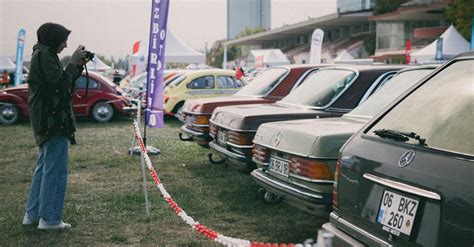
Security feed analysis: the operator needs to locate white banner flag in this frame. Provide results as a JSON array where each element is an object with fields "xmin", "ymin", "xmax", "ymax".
[{"xmin": 309, "ymin": 28, "xmax": 324, "ymax": 64}]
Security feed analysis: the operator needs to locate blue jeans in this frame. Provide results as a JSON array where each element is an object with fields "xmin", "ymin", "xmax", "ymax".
[{"xmin": 25, "ymin": 136, "xmax": 69, "ymax": 224}]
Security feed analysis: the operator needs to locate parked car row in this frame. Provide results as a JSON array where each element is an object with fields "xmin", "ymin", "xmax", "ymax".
[{"xmin": 178, "ymin": 51, "xmax": 474, "ymax": 246}]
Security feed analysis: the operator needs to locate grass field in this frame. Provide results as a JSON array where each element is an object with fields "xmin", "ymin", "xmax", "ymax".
[{"xmin": 0, "ymin": 116, "xmax": 328, "ymax": 246}]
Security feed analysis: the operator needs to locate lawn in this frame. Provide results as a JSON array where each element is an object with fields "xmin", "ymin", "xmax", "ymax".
[{"xmin": 0, "ymin": 116, "xmax": 328, "ymax": 246}]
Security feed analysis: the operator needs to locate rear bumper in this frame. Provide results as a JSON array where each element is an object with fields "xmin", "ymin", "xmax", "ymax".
[
  {"xmin": 323, "ymin": 212, "xmax": 392, "ymax": 247},
  {"xmin": 209, "ymin": 141, "xmax": 255, "ymax": 171},
  {"xmin": 251, "ymin": 168, "xmax": 332, "ymax": 208}
]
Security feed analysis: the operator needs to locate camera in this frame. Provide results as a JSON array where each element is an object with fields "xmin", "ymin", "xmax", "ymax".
[{"xmin": 84, "ymin": 51, "xmax": 95, "ymax": 61}]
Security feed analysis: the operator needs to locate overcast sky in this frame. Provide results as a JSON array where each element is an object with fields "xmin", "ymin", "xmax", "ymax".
[{"xmin": 0, "ymin": 0, "xmax": 335, "ymax": 59}]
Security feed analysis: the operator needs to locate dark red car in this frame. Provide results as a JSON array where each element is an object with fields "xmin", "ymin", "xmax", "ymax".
[
  {"xmin": 0, "ymin": 71, "xmax": 130, "ymax": 125},
  {"xmin": 179, "ymin": 64, "xmax": 329, "ymax": 147}
]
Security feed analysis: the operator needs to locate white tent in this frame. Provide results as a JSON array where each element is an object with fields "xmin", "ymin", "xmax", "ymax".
[
  {"xmin": 334, "ymin": 49, "xmax": 373, "ymax": 65},
  {"xmin": 0, "ymin": 57, "xmax": 16, "ymax": 73},
  {"xmin": 86, "ymin": 56, "xmax": 112, "ymax": 72},
  {"xmin": 334, "ymin": 49, "xmax": 354, "ymax": 61},
  {"xmin": 412, "ymin": 25, "xmax": 470, "ymax": 63},
  {"xmin": 249, "ymin": 49, "xmax": 290, "ymax": 68}
]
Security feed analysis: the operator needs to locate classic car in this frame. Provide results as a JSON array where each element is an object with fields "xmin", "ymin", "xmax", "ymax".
[
  {"xmin": 208, "ymin": 65, "xmax": 406, "ymax": 172},
  {"xmin": 179, "ymin": 64, "xmax": 328, "ymax": 147},
  {"xmin": 322, "ymin": 52, "xmax": 474, "ymax": 246},
  {"xmin": 250, "ymin": 66, "xmax": 436, "ymax": 214},
  {"xmin": 164, "ymin": 69, "xmax": 247, "ymax": 118},
  {"xmin": 0, "ymin": 71, "xmax": 130, "ymax": 124}
]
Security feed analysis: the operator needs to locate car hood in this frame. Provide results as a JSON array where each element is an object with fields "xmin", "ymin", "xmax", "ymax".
[
  {"xmin": 0, "ymin": 84, "xmax": 27, "ymax": 94},
  {"xmin": 253, "ymin": 116, "xmax": 368, "ymax": 158},
  {"xmin": 211, "ymin": 102, "xmax": 321, "ymax": 131},
  {"xmin": 183, "ymin": 95, "xmax": 273, "ymax": 114}
]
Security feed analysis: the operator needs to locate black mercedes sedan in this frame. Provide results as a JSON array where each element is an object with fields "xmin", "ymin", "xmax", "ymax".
[{"xmin": 323, "ymin": 51, "xmax": 474, "ymax": 246}]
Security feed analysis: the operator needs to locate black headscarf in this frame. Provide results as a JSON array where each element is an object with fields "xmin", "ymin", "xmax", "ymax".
[{"xmin": 35, "ymin": 22, "xmax": 71, "ymax": 52}]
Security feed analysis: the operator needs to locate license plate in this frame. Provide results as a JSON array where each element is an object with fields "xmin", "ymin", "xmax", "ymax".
[
  {"xmin": 217, "ymin": 131, "xmax": 227, "ymax": 145},
  {"xmin": 269, "ymin": 157, "xmax": 289, "ymax": 177},
  {"xmin": 377, "ymin": 190, "xmax": 419, "ymax": 236}
]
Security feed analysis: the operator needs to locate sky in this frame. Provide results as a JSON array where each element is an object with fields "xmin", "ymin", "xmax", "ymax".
[{"xmin": 0, "ymin": 0, "xmax": 336, "ymax": 59}]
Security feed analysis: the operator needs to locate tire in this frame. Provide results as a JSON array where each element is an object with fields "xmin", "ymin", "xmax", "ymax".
[
  {"xmin": 172, "ymin": 102, "xmax": 184, "ymax": 121},
  {"xmin": 257, "ymin": 187, "xmax": 283, "ymax": 205},
  {"xmin": 91, "ymin": 102, "xmax": 114, "ymax": 123},
  {"xmin": 0, "ymin": 103, "xmax": 19, "ymax": 125}
]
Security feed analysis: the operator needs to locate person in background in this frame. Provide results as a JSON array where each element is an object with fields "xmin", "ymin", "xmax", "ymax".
[
  {"xmin": 22, "ymin": 22, "xmax": 89, "ymax": 230},
  {"xmin": 0, "ymin": 69, "xmax": 10, "ymax": 88}
]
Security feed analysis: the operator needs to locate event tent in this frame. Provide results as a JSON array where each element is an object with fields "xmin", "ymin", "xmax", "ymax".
[
  {"xmin": 249, "ymin": 49, "xmax": 290, "ymax": 67},
  {"xmin": 0, "ymin": 57, "xmax": 16, "ymax": 73},
  {"xmin": 334, "ymin": 49, "xmax": 373, "ymax": 65},
  {"xmin": 412, "ymin": 25, "xmax": 470, "ymax": 63},
  {"xmin": 129, "ymin": 29, "xmax": 206, "ymax": 76},
  {"xmin": 86, "ymin": 56, "xmax": 112, "ymax": 72}
]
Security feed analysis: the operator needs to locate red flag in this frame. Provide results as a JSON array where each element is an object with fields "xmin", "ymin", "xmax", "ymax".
[
  {"xmin": 405, "ymin": 39, "xmax": 411, "ymax": 64},
  {"xmin": 133, "ymin": 41, "xmax": 140, "ymax": 55}
]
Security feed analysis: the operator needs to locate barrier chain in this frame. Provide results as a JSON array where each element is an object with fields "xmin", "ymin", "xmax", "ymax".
[{"xmin": 132, "ymin": 120, "xmax": 316, "ymax": 247}]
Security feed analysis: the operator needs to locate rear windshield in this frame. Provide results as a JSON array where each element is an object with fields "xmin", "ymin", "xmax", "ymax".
[
  {"xmin": 280, "ymin": 68, "xmax": 356, "ymax": 107},
  {"xmin": 236, "ymin": 68, "xmax": 288, "ymax": 96},
  {"xmin": 367, "ymin": 60, "xmax": 473, "ymax": 155},
  {"xmin": 347, "ymin": 68, "xmax": 434, "ymax": 118},
  {"xmin": 166, "ymin": 74, "xmax": 186, "ymax": 88}
]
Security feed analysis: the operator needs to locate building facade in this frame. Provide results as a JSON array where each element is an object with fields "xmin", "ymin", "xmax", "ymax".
[{"xmin": 227, "ymin": 0, "xmax": 271, "ymax": 39}]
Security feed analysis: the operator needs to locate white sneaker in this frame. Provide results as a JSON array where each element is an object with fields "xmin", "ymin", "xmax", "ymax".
[
  {"xmin": 22, "ymin": 213, "xmax": 37, "ymax": 225},
  {"xmin": 37, "ymin": 218, "xmax": 72, "ymax": 230}
]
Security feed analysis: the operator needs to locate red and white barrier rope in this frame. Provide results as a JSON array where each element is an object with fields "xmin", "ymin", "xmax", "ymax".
[{"xmin": 132, "ymin": 120, "xmax": 306, "ymax": 247}]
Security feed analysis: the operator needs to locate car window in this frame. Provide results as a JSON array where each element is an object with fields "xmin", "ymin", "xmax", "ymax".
[
  {"xmin": 75, "ymin": 76, "xmax": 99, "ymax": 89},
  {"xmin": 347, "ymin": 68, "xmax": 435, "ymax": 118},
  {"xmin": 367, "ymin": 60, "xmax": 473, "ymax": 155},
  {"xmin": 236, "ymin": 67, "xmax": 288, "ymax": 96},
  {"xmin": 280, "ymin": 68, "xmax": 357, "ymax": 107},
  {"xmin": 167, "ymin": 74, "xmax": 186, "ymax": 88},
  {"xmin": 188, "ymin": 75, "xmax": 215, "ymax": 89},
  {"xmin": 217, "ymin": 76, "xmax": 243, "ymax": 88}
]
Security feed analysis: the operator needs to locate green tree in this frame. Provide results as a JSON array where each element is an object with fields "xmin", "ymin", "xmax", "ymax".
[
  {"xmin": 444, "ymin": 0, "xmax": 474, "ymax": 40},
  {"xmin": 363, "ymin": 32, "xmax": 376, "ymax": 56},
  {"xmin": 374, "ymin": 0, "xmax": 408, "ymax": 15},
  {"xmin": 235, "ymin": 26, "xmax": 267, "ymax": 38},
  {"xmin": 206, "ymin": 40, "xmax": 239, "ymax": 68}
]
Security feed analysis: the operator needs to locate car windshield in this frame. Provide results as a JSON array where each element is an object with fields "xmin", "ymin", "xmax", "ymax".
[
  {"xmin": 367, "ymin": 60, "xmax": 473, "ymax": 155},
  {"xmin": 129, "ymin": 73, "xmax": 148, "ymax": 89},
  {"xmin": 165, "ymin": 73, "xmax": 183, "ymax": 86},
  {"xmin": 235, "ymin": 67, "xmax": 288, "ymax": 96},
  {"xmin": 346, "ymin": 68, "xmax": 434, "ymax": 119},
  {"xmin": 167, "ymin": 74, "xmax": 186, "ymax": 88},
  {"xmin": 280, "ymin": 68, "xmax": 356, "ymax": 107}
]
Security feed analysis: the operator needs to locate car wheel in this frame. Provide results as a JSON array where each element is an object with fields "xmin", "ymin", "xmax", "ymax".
[
  {"xmin": 172, "ymin": 102, "xmax": 184, "ymax": 121},
  {"xmin": 92, "ymin": 102, "xmax": 114, "ymax": 123},
  {"xmin": 258, "ymin": 187, "xmax": 283, "ymax": 205},
  {"xmin": 0, "ymin": 103, "xmax": 19, "ymax": 125}
]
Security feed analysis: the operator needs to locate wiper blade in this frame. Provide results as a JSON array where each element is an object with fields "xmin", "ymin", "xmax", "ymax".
[{"xmin": 373, "ymin": 129, "xmax": 427, "ymax": 146}]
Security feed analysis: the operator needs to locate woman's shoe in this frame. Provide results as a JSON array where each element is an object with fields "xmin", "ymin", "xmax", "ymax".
[
  {"xmin": 22, "ymin": 213, "xmax": 37, "ymax": 225},
  {"xmin": 37, "ymin": 218, "xmax": 71, "ymax": 230}
]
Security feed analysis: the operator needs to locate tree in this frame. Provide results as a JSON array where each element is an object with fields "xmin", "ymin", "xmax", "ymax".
[
  {"xmin": 444, "ymin": 0, "xmax": 474, "ymax": 40},
  {"xmin": 374, "ymin": 0, "xmax": 409, "ymax": 15},
  {"xmin": 206, "ymin": 40, "xmax": 239, "ymax": 68},
  {"xmin": 235, "ymin": 26, "xmax": 267, "ymax": 39},
  {"xmin": 363, "ymin": 33, "xmax": 376, "ymax": 56}
]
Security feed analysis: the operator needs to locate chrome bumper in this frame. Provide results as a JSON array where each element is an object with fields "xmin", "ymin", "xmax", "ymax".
[
  {"xmin": 209, "ymin": 141, "xmax": 251, "ymax": 162},
  {"xmin": 180, "ymin": 125, "xmax": 211, "ymax": 140},
  {"xmin": 251, "ymin": 168, "xmax": 331, "ymax": 206},
  {"xmin": 323, "ymin": 212, "xmax": 392, "ymax": 247}
]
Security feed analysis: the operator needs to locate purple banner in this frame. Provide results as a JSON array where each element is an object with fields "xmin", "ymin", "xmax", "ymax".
[{"xmin": 145, "ymin": 0, "xmax": 170, "ymax": 128}]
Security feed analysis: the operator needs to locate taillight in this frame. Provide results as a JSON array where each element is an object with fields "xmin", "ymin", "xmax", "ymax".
[
  {"xmin": 252, "ymin": 144, "xmax": 270, "ymax": 163},
  {"xmin": 209, "ymin": 123, "xmax": 217, "ymax": 136},
  {"xmin": 289, "ymin": 156, "xmax": 333, "ymax": 180},
  {"xmin": 332, "ymin": 158, "xmax": 340, "ymax": 208},
  {"xmin": 227, "ymin": 131, "xmax": 254, "ymax": 146}
]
